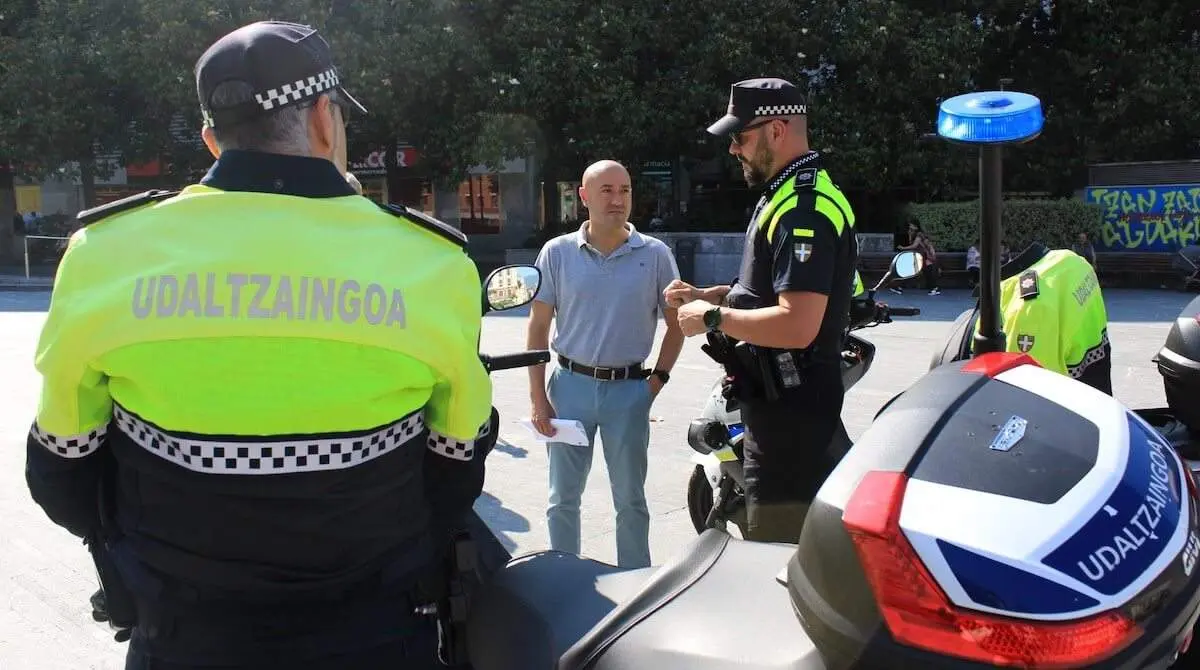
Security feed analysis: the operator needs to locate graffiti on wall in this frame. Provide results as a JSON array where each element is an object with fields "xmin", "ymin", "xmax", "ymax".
[{"xmin": 1084, "ymin": 185, "xmax": 1200, "ymax": 251}]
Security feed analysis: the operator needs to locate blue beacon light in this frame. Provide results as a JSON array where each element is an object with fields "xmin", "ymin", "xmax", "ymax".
[
  {"xmin": 934, "ymin": 90, "xmax": 1045, "ymax": 355},
  {"xmin": 937, "ymin": 91, "xmax": 1044, "ymax": 145}
]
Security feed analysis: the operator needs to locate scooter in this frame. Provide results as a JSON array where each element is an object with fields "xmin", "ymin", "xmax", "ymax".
[
  {"xmin": 460, "ymin": 91, "xmax": 1200, "ymax": 670},
  {"xmin": 684, "ymin": 250, "xmax": 924, "ymax": 537}
]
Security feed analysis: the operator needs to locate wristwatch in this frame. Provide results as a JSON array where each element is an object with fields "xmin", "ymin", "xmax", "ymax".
[
  {"xmin": 652, "ymin": 369, "xmax": 671, "ymax": 384},
  {"xmin": 703, "ymin": 307, "xmax": 723, "ymax": 332}
]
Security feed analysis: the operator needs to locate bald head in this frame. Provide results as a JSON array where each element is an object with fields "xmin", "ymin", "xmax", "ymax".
[
  {"xmin": 579, "ymin": 159, "xmax": 632, "ymax": 230},
  {"xmin": 582, "ymin": 160, "xmax": 630, "ymax": 187}
]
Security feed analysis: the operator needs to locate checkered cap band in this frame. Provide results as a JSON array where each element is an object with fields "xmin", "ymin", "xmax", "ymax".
[
  {"xmin": 755, "ymin": 104, "xmax": 806, "ymax": 116},
  {"xmin": 114, "ymin": 404, "xmax": 425, "ymax": 476},
  {"xmin": 30, "ymin": 422, "xmax": 108, "ymax": 458},
  {"xmin": 255, "ymin": 68, "xmax": 340, "ymax": 112},
  {"xmin": 427, "ymin": 418, "xmax": 492, "ymax": 463}
]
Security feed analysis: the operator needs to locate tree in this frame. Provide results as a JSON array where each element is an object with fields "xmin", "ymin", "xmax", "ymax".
[
  {"xmin": 970, "ymin": 0, "xmax": 1200, "ymax": 196},
  {"xmin": 800, "ymin": 0, "xmax": 984, "ymax": 205}
]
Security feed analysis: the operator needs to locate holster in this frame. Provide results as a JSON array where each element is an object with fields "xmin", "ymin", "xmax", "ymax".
[
  {"xmin": 89, "ymin": 451, "xmax": 137, "ymax": 642},
  {"xmin": 701, "ymin": 332, "xmax": 781, "ymax": 402},
  {"xmin": 423, "ymin": 525, "xmax": 485, "ymax": 668}
]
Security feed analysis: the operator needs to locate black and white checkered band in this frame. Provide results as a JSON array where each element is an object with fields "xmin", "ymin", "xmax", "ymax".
[
  {"xmin": 255, "ymin": 68, "xmax": 340, "ymax": 112},
  {"xmin": 113, "ymin": 404, "xmax": 425, "ymax": 475},
  {"xmin": 1067, "ymin": 329, "xmax": 1111, "ymax": 379},
  {"xmin": 767, "ymin": 151, "xmax": 822, "ymax": 193},
  {"xmin": 755, "ymin": 104, "xmax": 806, "ymax": 117},
  {"xmin": 30, "ymin": 422, "xmax": 108, "ymax": 458},
  {"xmin": 428, "ymin": 418, "xmax": 492, "ymax": 463}
]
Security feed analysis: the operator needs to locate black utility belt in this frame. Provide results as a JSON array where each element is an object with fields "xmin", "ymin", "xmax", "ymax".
[
  {"xmin": 723, "ymin": 342, "xmax": 834, "ymax": 402},
  {"xmin": 558, "ymin": 355, "xmax": 648, "ymax": 381}
]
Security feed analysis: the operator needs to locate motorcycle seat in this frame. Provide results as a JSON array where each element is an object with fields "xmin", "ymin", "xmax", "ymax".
[{"xmin": 467, "ymin": 530, "xmax": 729, "ymax": 670}]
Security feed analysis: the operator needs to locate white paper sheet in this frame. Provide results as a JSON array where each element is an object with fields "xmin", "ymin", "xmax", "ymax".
[{"xmin": 518, "ymin": 418, "xmax": 590, "ymax": 446}]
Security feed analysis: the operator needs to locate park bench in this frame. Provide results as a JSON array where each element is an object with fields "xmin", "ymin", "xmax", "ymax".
[{"xmin": 1095, "ymin": 251, "xmax": 1183, "ymax": 289}]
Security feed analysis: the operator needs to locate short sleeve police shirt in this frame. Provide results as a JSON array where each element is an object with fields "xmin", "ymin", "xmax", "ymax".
[
  {"xmin": 768, "ymin": 197, "xmax": 838, "ymax": 296},
  {"xmin": 727, "ymin": 158, "xmax": 845, "ymax": 311}
]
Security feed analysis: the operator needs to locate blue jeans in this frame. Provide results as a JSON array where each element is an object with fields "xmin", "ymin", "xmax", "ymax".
[{"xmin": 546, "ymin": 367, "xmax": 652, "ymax": 568}]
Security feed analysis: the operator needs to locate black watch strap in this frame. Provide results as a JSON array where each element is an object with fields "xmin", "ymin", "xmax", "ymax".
[
  {"xmin": 703, "ymin": 306, "xmax": 723, "ymax": 332},
  {"xmin": 652, "ymin": 369, "xmax": 670, "ymax": 384}
]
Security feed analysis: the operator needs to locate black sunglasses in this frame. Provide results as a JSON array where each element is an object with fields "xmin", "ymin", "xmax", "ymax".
[{"xmin": 730, "ymin": 118, "xmax": 789, "ymax": 145}]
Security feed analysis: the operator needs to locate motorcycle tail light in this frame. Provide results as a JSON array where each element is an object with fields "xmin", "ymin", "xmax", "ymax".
[{"xmin": 843, "ymin": 471, "xmax": 1142, "ymax": 668}]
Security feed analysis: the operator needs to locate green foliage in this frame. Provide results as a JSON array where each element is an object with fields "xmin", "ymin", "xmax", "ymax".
[
  {"xmin": 1, "ymin": 0, "xmax": 1198, "ymax": 227},
  {"xmin": 907, "ymin": 199, "xmax": 1104, "ymax": 252}
]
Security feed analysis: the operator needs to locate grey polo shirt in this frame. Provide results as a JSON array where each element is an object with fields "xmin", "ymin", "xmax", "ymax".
[{"xmin": 534, "ymin": 222, "xmax": 679, "ymax": 368}]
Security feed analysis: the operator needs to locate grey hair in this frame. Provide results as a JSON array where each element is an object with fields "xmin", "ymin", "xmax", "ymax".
[{"xmin": 207, "ymin": 80, "xmax": 312, "ymax": 155}]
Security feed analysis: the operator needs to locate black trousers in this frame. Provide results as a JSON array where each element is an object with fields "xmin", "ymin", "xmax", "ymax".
[
  {"xmin": 124, "ymin": 624, "xmax": 442, "ymax": 670},
  {"xmin": 739, "ymin": 371, "xmax": 846, "ymax": 543},
  {"xmin": 120, "ymin": 576, "xmax": 444, "ymax": 670}
]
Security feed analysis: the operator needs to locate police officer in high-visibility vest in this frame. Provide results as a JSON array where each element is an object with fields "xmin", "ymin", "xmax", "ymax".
[
  {"xmin": 667, "ymin": 78, "xmax": 858, "ymax": 542},
  {"xmin": 24, "ymin": 20, "xmax": 496, "ymax": 669},
  {"xmin": 982, "ymin": 241, "xmax": 1113, "ymax": 394}
]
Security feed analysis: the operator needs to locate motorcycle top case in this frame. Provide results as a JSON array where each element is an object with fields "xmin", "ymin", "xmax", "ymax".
[
  {"xmin": 790, "ymin": 355, "xmax": 1200, "ymax": 669},
  {"xmin": 1155, "ymin": 294, "xmax": 1200, "ymax": 435}
]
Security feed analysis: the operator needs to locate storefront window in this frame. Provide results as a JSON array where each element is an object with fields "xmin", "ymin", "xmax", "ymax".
[
  {"xmin": 459, "ymin": 174, "xmax": 503, "ymax": 234},
  {"xmin": 360, "ymin": 178, "xmax": 387, "ymax": 205}
]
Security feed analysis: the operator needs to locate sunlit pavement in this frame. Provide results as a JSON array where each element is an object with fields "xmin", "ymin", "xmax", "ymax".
[{"xmin": 0, "ymin": 287, "xmax": 1190, "ymax": 669}]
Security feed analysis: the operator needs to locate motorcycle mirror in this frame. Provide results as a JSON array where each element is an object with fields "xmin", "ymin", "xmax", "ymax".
[
  {"xmin": 483, "ymin": 264, "xmax": 542, "ymax": 312},
  {"xmin": 891, "ymin": 251, "xmax": 925, "ymax": 280}
]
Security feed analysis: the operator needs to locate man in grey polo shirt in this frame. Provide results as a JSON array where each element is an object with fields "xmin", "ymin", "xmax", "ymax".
[{"xmin": 527, "ymin": 159, "xmax": 683, "ymax": 568}]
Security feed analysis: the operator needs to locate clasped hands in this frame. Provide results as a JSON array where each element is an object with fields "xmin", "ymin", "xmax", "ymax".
[{"xmin": 664, "ymin": 280, "xmax": 728, "ymax": 337}]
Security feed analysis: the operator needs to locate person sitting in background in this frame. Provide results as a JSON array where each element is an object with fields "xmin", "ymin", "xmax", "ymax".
[
  {"xmin": 1072, "ymin": 231, "xmax": 1097, "ymax": 267},
  {"xmin": 966, "ymin": 243, "xmax": 981, "ymax": 288}
]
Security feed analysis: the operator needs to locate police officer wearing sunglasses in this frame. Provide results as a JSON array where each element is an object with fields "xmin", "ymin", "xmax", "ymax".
[{"xmin": 667, "ymin": 77, "xmax": 858, "ymax": 542}]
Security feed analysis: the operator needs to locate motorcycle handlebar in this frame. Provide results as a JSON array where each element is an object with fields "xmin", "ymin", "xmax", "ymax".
[
  {"xmin": 886, "ymin": 306, "xmax": 921, "ymax": 317},
  {"xmin": 481, "ymin": 350, "xmax": 551, "ymax": 372}
]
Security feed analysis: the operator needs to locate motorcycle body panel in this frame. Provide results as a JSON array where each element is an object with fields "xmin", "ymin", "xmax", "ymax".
[{"xmin": 467, "ymin": 530, "xmax": 827, "ymax": 670}]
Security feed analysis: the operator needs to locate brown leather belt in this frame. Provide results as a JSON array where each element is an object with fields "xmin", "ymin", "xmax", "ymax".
[{"xmin": 558, "ymin": 354, "xmax": 647, "ymax": 381}]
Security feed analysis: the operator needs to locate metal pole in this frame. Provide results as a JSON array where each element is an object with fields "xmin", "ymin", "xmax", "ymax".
[
  {"xmin": 23, "ymin": 236, "xmax": 30, "ymax": 279},
  {"xmin": 974, "ymin": 144, "xmax": 1006, "ymax": 354}
]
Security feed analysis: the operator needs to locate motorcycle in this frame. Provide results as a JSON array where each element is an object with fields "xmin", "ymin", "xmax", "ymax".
[
  {"xmin": 684, "ymin": 250, "xmax": 925, "ymax": 537},
  {"xmin": 459, "ymin": 91, "xmax": 1200, "ymax": 670}
]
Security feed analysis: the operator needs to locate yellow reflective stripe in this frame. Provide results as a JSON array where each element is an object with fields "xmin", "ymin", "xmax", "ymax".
[
  {"xmin": 766, "ymin": 196, "xmax": 799, "ymax": 244},
  {"xmin": 815, "ymin": 170, "xmax": 856, "ymax": 229},
  {"xmin": 755, "ymin": 178, "xmax": 798, "ymax": 231},
  {"xmin": 814, "ymin": 195, "xmax": 846, "ymax": 236},
  {"xmin": 793, "ymin": 228, "xmax": 814, "ymax": 238}
]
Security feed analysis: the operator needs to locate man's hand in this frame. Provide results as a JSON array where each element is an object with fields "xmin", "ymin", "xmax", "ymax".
[
  {"xmin": 531, "ymin": 394, "xmax": 557, "ymax": 437},
  {"xmin": 648, "ymin": 375, "xmax": 665, "ymax": 399},
  {"xmin": 678, "ymin": 300, "xmax": 716, "ymax": 337},
  {"xmin": 664, "ymin": 279, "xmax": 699, "ymax": 308}
]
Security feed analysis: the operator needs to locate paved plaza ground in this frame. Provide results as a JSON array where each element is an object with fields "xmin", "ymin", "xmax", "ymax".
[{"xmin": 0, "ymin": 287, "xmax": 1193, "ymax": 668}]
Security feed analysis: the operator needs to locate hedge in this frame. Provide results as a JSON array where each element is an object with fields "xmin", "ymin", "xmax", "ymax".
[{"xmin": 905, "ymin": 199, "xmax": 1104, "ymax": 252}]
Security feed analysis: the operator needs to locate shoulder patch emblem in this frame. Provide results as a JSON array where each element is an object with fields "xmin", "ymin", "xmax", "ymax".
[
  {"xmin": 1019, "ymin": 270, "xmax": 1039, "ymax": 300},
  {"xmin": 1016, "ymin": 333, "xmax": 1036, "ymax": 353},
  {"xmin": 377, "ymin": 203, "xmax": 467, "ymax": 248},
  {"xmin": 792, "ymin": 168, "xmax": 817, "ymax": 188},
  {"xmin": 77, "ymin": 189, "xmax": 179, "ymax": 226},
  {"xmin": 794, "ymin": 242, "xmax": 813, "ymax": 263}
]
